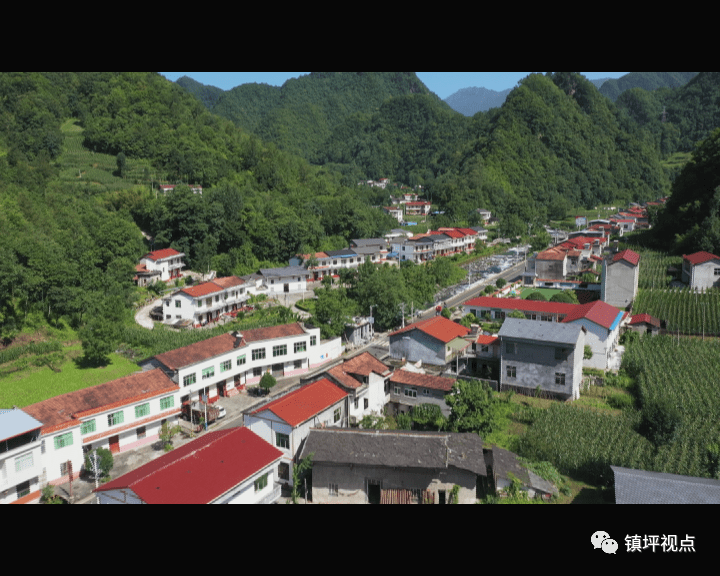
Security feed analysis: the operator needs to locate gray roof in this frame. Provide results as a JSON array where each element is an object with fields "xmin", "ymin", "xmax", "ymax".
[
  {"xmin": 351, "ymin": 238, "xmax": 387, "ymax": 248},
  {"xmin": 259, "ymin": 266, "xmax": 310, "ymax": 279},
  {"xmin": 611, "ymin": 466, "xmax": 720, "ymax": 504},
  {"xmin": 300, "ymin": 429, "xmax": 487, "ymax": 476},
  {"xmin": 488, "ymin": 446, "xmax": 558, "ymax": 495},
  {"xmin": 498, "ymin": 318, "xmax": 583, "ymax": 346},
  {"xmin": 324, "ymin": 249, "xmax": 356, "ymax": 258},
  {"xmin": 0, "ymin": 408, "xmax": 43, "ymax": 442}
]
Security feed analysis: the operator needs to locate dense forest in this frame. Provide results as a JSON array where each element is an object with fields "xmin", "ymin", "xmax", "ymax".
[{"xmin": 599, "ymin": 72, "xmax": 698, "ymax": 102}]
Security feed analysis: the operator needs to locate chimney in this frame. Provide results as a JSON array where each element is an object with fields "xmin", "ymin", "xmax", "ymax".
[{"xmin": 232, "ymin": 332, "xmax": 243, "ymax": 348}]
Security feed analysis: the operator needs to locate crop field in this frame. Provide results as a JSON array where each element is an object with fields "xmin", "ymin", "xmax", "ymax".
[
  {"xmin": 633, "ymin": 288, "xmax": 720, "ymax": 335},
  {"xmin": 519, "ymin": 335, "xmax": 720, "ymax": 485}
]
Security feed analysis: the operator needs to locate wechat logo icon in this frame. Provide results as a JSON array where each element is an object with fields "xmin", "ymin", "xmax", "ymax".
[{"xmin": 592, "ymin": 531, "xmax": 618, "ymax": 554}]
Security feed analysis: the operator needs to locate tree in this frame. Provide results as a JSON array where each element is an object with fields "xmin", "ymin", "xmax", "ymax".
[
  {"xmin": 411, "ymin": 404, "xmax": 447, "ymax": 431},
  {"xmin": 84, "ymin": 448, "xmax": 114, "ymax": 480},
  {"xmin": 496, "ymin": 278, "xmax": 507, "ymax": 289},
  {"xmin": 445, "ymin": 380, "xmax": 500, "ymax": 437},
  {"xmin": 116, "ymin": 152, "xmax": 127, "ymax": 178},
  {"xmin": 79, "ymin": 314, "xmax": 116, "ymax": 367},
  {"xmin": 550, "ymin": 290, "xmax": 579, "ymax": 304},
  {"xmin": 259, "ymin": 372, "xmax": 277, "ymax": 396},
  {"xmin": 159, "ymin": 422, "xmax": 183, "ymax": 452},
  {"xmin": 290, "ymin": 453, "xmax": 313, "ymax": 504},
  {"xmin": 584, "ymin": 345, "xmax": 594, "ymax": 360}
]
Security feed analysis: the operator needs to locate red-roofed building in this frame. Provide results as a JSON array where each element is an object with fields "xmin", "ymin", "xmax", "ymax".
[
  {"xmin": 244, "ymin": 379, "xmax": 349, "ymax": 485},
  {"xmin": 22, "ymin": 369, "xmax": 180, "ymax": 488},
  {"xmin": 682, "ymin": 252, "xmax": 720, "ymax": 290},
  {"xmin": 464, "ymin": 297, "xmax": 576, "ymax": 323},
  {"xmin": 139, "ymin": 248, "xmax": 185, "ymax": 282},
  {"xmin": 94, "ymin": 428, "xmax": 283, "ymax": 504},
  {"xmin": 405, "ymin": 201, "xmax": 431, "ymax": 216},
  {"xmin": 387, "ymin": 369, "xmax": 457, "ymax": 417},
  {"xmin": 561, "ymin": 300, "xmax": 625, "ymax": 370},
  {"xmin": 601, "ymin": 249, "xmax": 640, "ymax": 309},
  {"xmin": 161, "ymin": 277, "xmax": 248, "ymax": 327},
  {"xmin": 627, "ymin": 314, "xmax": 661, "ymax": 336},
  {"xmin": 389, "ymin": 317, "xmax": 471, "ymax": 367}
]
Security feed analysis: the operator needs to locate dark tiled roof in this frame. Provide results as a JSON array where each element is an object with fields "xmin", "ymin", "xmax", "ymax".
[
  {"xmin": 487, "ymin": 446, "xmax": 557, "ymax": 495},
  {"xmin": 612, "ymin": 466, "xmax": 720, "ymax": 504},
  {"xmin": 300, "ymin": 429, "xmax": 486, "ymax": 476},
  {"xmin": 389, "ymin": 370, "xmax": 456, "ymax": 392}
]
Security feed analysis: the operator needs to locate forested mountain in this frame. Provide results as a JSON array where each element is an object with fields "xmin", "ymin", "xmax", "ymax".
[
  {"xmin": 444, "ymin": 87, "xmax": 513, "ymax": 116},
  {"xmin": 175, "ymin": 76, "xmax": 225, "ymax": 109},
  {"xmin": 204, "ymin": 72, "xmax": 451, "ymax": 161},
  {"xmin": 599, "ymin": 72, "xmax": 698, "ymax": 102},
  {"xmin": 613, "ymin": 72, "xmax": 720, "ymax": 157}
]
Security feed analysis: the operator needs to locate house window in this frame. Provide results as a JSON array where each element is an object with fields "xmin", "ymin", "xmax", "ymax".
[
  {"xmin": 137, "ymin": 426, "xmax": 147, "ymax": 440},
  {"xmin": 15, "ymin": 453, "xmax": 33, "ymax": 473},
  {"xmin": 54, "ymin": 432, "xmax": 74, "ymax": 450},
  {"xmin": 254, "ymin": 473, "xmax": 269, "ymax": 492},
  {"xmin": 294, "ymin": 342, "xmax": 307, "ymax": 354},
  {"xmin": 276, "ymin": 433, "xmax": 290, "ymax": 449},
  {"xmin": 507, "ymin": 366, "xmax": 517, "ymax": 379},
  {"xmin": 310, "ymin": 336, "xmax": 317, "ymax": 347},
  {"xmin": 555, "ymin": 348, "xmax": 565, "ymax": 360},
  {"xmin": 16, "ymin": 480, "xmax": 31, "ymax": 499},
  {"xmin": 354, "ymin": 397, "xmax": 359, "ymax": 410},
  {"xmin": 423, "ymin": 389, "xmax": 429, "ymax": 396},
  {"xmin": 505, "ymin": 342, "xmax": 516, "ymax": 355},
  {"xmin": 160, "ymin": 396, "xmax": 174, "ymax": 411},
  {"xmin": 107, "ymin": 411, "xmax": 124, "ymax": 428},
  {"xmin": 202, "ymin": 367, "xmax": 215, "ymax": 380},
  {"xmin": 81, "ymin": 420, "xmax": 97, "ymax": 436},
  {"xmin": 135, "ymin": 403, "xmax": 150, "ymax": 419},
  {"xmin": 278, "ymin": 463, "xmax": 290, "ymax": 481},
  {"xmin": 394, "ymin": 386, "xmax": 401, "ymax": 395},
  {"xmin": 253, "ymin": 367, "xmax": 263, "ymax": 377},
  {"xmin": 237, "ymin": 355, "xmax": 246, "ymax": 367},
  {"xmin": 183, "ymin": 373, "xmax": 197, "ymax": 387},
  {"xmin": 334, "ymin": 408, "xmax": 341, "ymax": 423},
  {"xmin": 175, "ymin": 300, "xmax": 181, "ymax": 308},
  {"xmin": 273, "ymin": 345, "xmax": 288, "ymax": 358},
  {"xmin": 220, "ymin": 360, "xmax": 232, "ymax": 373},
  {"xmin": 329, "ymin": 483, "xmax": 339, "ymax": 497},
  {"xmin": 715, "ymin": 268, "xmax": 720, "ymax": 277},
  {"xmin": 252, "ymin": 348, "xmax": 266, "ymax": 361},
  {"xmin": 294, "ymin": 359, "xmax": 303, "ymax": 370},
  {"xmin": 60, "ymin": 461, "xmax": 69, "ymax": 477},
  {"xmin": 404, "ymin": 388, "xmax": 417, "ymax": 399},
  {"xmin": 364, "ymin": 399, "xmax": 369, "ymax": 410},
  {"xmin": 555, "ymin": 373, "xmax": 566, "ymax": 386}
]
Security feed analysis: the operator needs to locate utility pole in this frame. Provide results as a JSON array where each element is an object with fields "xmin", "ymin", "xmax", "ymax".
[
  {"xmin": 92, "ymin": 450, "xmax": 100, "ymax": 505},
  {"xmin": 400, "ymin": 303, "xmax": 406, "ymax": 329}
]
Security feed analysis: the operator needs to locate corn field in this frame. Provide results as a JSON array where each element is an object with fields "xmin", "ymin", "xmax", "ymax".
[
  {"xmin": 519, "ymin": 335, "xmax": 720, "ymax": 485},
  {"xmin": 633, "ymin": 288, "xmax": 720, "ymax": 335}
]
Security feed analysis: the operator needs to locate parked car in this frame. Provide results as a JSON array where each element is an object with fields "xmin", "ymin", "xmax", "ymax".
[{"xmin": 216, "ymin": 405, "xmax": 226, "ymax": 419}]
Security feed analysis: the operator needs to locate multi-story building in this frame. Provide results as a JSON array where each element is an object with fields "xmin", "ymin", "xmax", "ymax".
[
  {"xmin": 162, "ymin": 276, "xmax": 248, "ymax": 327},
  {"xmin": 138, "ymin": 248, "xmax": 186, "ymax": 283},
  {"xmin": 682, "ymin": 251, "xmax": 720, "ymax": 290},
  {"xmin": 0, "ymin": 409, "xmax": 44, "ymax": 504},
  {"xmin": 601, "ymin": 249, "xmax": 640, "ymax": 309},
  {"xmin": 151, "ymin": 323, "xmax": 342, "ymax": 404}
]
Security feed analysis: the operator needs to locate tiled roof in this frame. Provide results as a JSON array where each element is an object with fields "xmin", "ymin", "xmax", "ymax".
[
  {"xmin": 476, "ymin": 335, "xmax": 499, "ymax": 346},
  {"xmin": 327, "ymin": 353, "xmax": 391, "ymax": 390},
  {"xmin": 211, "ymin": 276, "xmax": 246, "ymax": 289},
  {"xmin": 536, "ymin": 248, "xmax": 567, "ymax": 261},
  {"xmin": 155, "ymin": 323, "xmax": 307, "ymax": 371},
  {"xmin": 23, "ymin": 370, "xmax": 177, "ymax": 434},
  {"xmin": 561, "ymin": 300, "xmax": 623, "ymax": 331},
  {"xmin": 464, "ymin": 297, "xmax": 576, "ymax": 316},
  {"xmin": 250, "ymin": 379, "xmax": 347, "ymax": 427},
  {"xmin": 94, "ymin": 428, "xmax": 282, "ymax": 504},
  {"xmin": 180, "ymin": 281, "xmax": 224, "ymax": 298},
  {"xmin": 612, "ymin": 249, "xmax": 640, "ymax": 266},
  {"xmin": 683, "ymin": 251, "xmax": 720, "ymax": 266},
  {"xmin": 629, "ymin": 314, "xmax": 660, "ymax": 328},
  {"xmin": 143, "ymin": 248, "xmax": 183, "ymax": 261},
  {"xmin": 390, "ymin": 369, "xmax": 456, "ymax": 392},
  {"xmin": 389, "ymin": 316, "xmax": 470, "ymax": 343}
]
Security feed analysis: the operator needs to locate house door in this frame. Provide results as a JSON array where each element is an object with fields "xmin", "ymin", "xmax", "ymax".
[
  {"xmin": 109, "ymin": 436, "xmax": 120, "ymax": 454},
  {"xmin": 367, "ymin": 480, "xmax": 381, "ymax": 505},
  {"xmin": 284, "ymin": 283, "xmax": 290, "ymax": 293}
]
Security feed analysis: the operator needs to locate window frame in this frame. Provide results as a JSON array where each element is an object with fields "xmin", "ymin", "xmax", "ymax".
[
  {"xmin": 183, "ymin": 373, "xmax": 197, "ymax": 387},
  {"xmin": 252, "ymin": 348, "xmax": 266, "ymax": 361},
  {"xmin": 294, "ymin": 341, "xmax": 307, "ymax": 354},
  {"xmin": 54, "ymin": 432, "xmax": 74, "ymax": 450},
  {"xmin": 80, "ymin": 419, "xmax": 97, "ymax": 436},
  {"xmin": 135, "ymin": 403, "xmax": 151, "ymax": 419},
  {"xmin": 555, "ymin": 373, "xmax": 566, "ymax": 386},
  {"xmin": 507, "ymin": 366, "xmax": 517, "ymax": 379},
  {"xmin": 275, "ymin": 432, "xmax": 290, "ymax": 450},
  {"xmin": 160, "ymin": 396, "xmax": 174, "ymax": 411},
  {"xmin": 254, "ymin": 473, "xmax": 269, "ymax": 493},
  {"xmin": 202, "ymin": 367, "xmax": 215, "ymax": 380},
  {"xmin": 272, "ymin": 344, "xmax": 288, "ymax": 358}
]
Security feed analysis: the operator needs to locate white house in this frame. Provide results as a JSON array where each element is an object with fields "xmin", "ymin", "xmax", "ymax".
[
  {"xmin": 152, "ymin": 323, "xmax": 342, "ymax": 405},
  {"xmin": 682, "ymin": 252, "xmax": 720, "ymax": 290},
  {"xmin": 322, "ymin": 352, "xmax": 393, "ymax": 425},
  {"xmin": 244, "ymin": 378, "xmax": 348, "ymax": 486},
  {"xmin": 162, "ymin": 276, "xmax": 248, "ymax": 327},
  {"xmin": 561, "ymin": 300, "xmax": 624, "ymax": 370},
  {"xmin": 384, "ymin": 206, "xmax": 404, "ymax": 223},
  {"xmin": 22, "ymin": 369, "xmax": 181, "ymax": 489},
  {"xmin": 139, "ymin": 248, "xmax": 186, "ymax": 282},
  {"xmin": 94, "ymin": 428, "xmax": 283, "ymax": 504},
  {"xmin": 259, "ymin": 266, "xmax": 311, "ymax": 294},
  {"xmin": 0, "ymin": 409, "xmax": 44, "ymax": 504}
]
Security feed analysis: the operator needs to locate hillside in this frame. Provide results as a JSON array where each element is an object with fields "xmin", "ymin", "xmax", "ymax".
[
  {"xmin": 175, "ymin": 75, "xmax": 225, "ymax": 109},
  {"xmin": 599, "ymin": 72, "xmax": 698, "ymax": 102},
  {"xmin": 444, "ymin": 87, "xmax": 513, "ymax": 116},
  {"xmin": 207, "ymin": 72, "xmax": 453, "ymax": 160}
]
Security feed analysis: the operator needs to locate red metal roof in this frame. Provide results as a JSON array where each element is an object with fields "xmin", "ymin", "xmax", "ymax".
[
  {"xmin": 561, "ymin": 300, "xmax": 623, "ymax": 330},
  {"xmin": 143, "ymin": 248, "xmax": 183, "ymax": 261},
  {"xmin": 683, "ymin": 252, "xmax": 720, "ymax": 266},
  {"xmin": 179, "ymin": 281, "xmax": 224, "ymax": 298},
  {"xmin": 94, "ymin": 428, "xmax": 282, "ymax": 504},
  {"xmin": 251, "ymin": 379, "xmax": 348, "ymax": 427},
  {"xmin": 464, "ymin": 297, "xmax": 576, "ymax": 316},
  {"xmin": 612, "ymin": 249, "xmax": 640, "ymax": 266},
  {"xmin": 389, "ymin": 316, "xmax": 470, "ymax": 343},
  {"xmin": 629, "ymin": 314, "xmax": 660, "ymax": 328}
]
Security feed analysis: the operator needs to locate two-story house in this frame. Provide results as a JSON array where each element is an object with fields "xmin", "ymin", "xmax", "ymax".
[
  {"xmin": 499, "ymin": 318, "xmax": 585, "ymax": 401},
  {"xmin": 139, "ymin": 248, "xmax": 186, "ymax": 282},
  {"xmin": 163, "ymin": 276, "xmax": 248, "ymax": 326},
  {"xmin": 0, "ymin": 409, "xmax": 44, "ymax": 504},
  {"xmin": 601, "ymin": 249, "xmax": 640, "ymax": 309},
  {"xmin": 464, "ymin": 297, "xmax": 575, "ymax": 324},
  {"xmin": 389, "ymin": 316, "xmax": 471, "ymax": 368},
  {"xmin": 244, "ymin": 378, "xmax": 348, "ymax": 486},
  {"xmin": 387, "ymin": 369, "xmax": 457, "ymax": 418},
  {"xmin": 561, "ymin": 300, "xmax": 624, "ymax": 370},
  {"xmin": 152, "ymin": 323, "xmax": 342, "ymax": 404},
  {"xmin": 259, "ymin": 266, "xmax": 311, "ymax": 294}
]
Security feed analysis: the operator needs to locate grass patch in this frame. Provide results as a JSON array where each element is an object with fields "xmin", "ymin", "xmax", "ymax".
[{"xmin": 0, "ymin": 345, "xmax": 141, "ymax": 408}]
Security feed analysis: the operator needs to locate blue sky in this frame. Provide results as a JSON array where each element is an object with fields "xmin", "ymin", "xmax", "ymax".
[{"xmin": 160, "ymin": 72, "xmax": 630, "ymax": 100}]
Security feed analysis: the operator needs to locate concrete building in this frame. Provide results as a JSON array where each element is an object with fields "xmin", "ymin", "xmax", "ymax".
[
  {"xmin": 259, "ymin": 266, "xmax": 311, "ymax": 294},
  {"xmin": 0, "ymin": 409, "xmax": 44, "ymax": 504},
  {"xmin": 601, "ymin": 249, "xmax": 640, "ymax": 309},
  {"xmin": 681, "ymin": 251, "xmax": 720, "ymax": 290},
  {"xmin": 561, "ymin": 300, "xmax": 624, "ymax": 370},
  {"xmin": 300, "ymin": 429, "xmax": 487, "ymax": 504},
  {"xmin": 389, "ymin": 316, "xmax": 471, "ymax": 367},
  {"xmin": 162, "ymin": 276, "xmax": 248, "ymax": 327},
  {"xmin": 138, "ymin": 248, "xmax": 185, "ymax": 283},
  {"xmin": 499, "ymin": 318, "xmax": 585, "ymax": 401},
  {"xmin": 386, "ymin": 369, "xmax": 457, "ymax": 418},
  {"xmin": 244, "ymin": 379, "xmax": 348, "ymax": 486}
]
